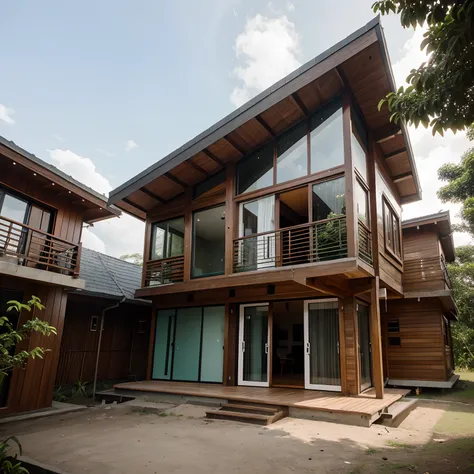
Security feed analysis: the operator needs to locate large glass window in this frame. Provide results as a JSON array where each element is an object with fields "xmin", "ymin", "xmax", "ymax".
[
  {"xmin": 276, "ymin": 122, "xmax": 308, "ymax": 183},
  {"xmin": 312, "ymin": 177, "xmax": 346, "ymax": 222},
  {"xmin": 151, "ymin": 217, "xmax": 185, "ymax": 260},
  {"xmin": 237, "ymin": 143, "xmax": 274, "ymax": 194},
  {"xmin": 310, "ymin": 103, "xmax": 344, "ymax": 174},
  {"xmin": 192, "ymin": 205, "xmax": 225, "ymax": 277},
  {"xmin": 356, "ymin": 181, "xmax": 369, "ymax": 226},
  {"xmin": 352, "ymin": 132, "xmax": 367, "ymax": 182},
  {"xmin": 0, "ymin": 193, "xmax": 28, "ymax": 223},
  {"xmin": 383, "ymin": 197, "xmax": 401, "ymax": 259}
]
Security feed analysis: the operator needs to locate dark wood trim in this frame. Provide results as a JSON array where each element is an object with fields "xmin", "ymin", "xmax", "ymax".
[
  {"xmin": 187, "ymin": 160, "xmax": 210, "ymax": 177},
  {"xmin": 374, "ymin": 124, "xmax": 401, "ymax": 144},
  {"xmin": 122, "ymin": 197, "xmax": 148, "ymax": 214},
  {"xmin": 183, "ymin": 190, "xmax": 193, "ymax": 282},
  {"xmin": 225, "ymin": 163, "xmax": 236, "ymax": 275},
  {"xmin": 370, "ymin": 277, "xmax": 384, "ymax": 398},
  {"xmin": 146, "ymin": 307, "xmax": 157, "ymax": 380},
  {"xmin": 142, "ymin": 220, "xmax": 152, "ymax": 287},
  {"xmin": 165, "ymin": 172, "xmax": 188, "ymax": 189},
  {"xmin": 384, "ymin": 148, "xmax": 406, "ymax": 160},
  {"xmin": 224, "ymin": 136, "xmax": 245, "ymax": 156},
  {"xmin": 254, "ymin": 115, "xmax": 276, "ymax": 137},
  {"xmin": 338, "ymin": 298, "xmax": 348, "ymax": 394},
  {"xmin": 290, "ymin": 93, "xmax": 309, "ymax": 116},
  {"xmin": 367, "ymin": 131, "xmax": 380, "ymax": 275},
  {"xmin": 140, "ymin": 187, "xmax": 167, "ymax": 204},
  {"xmin": 202, "ymin": 148, "xmax": 225, "ymax": 168},
  {"xmin": 392, "ymin": 172, "xmax": 413, "ymax": 183}
]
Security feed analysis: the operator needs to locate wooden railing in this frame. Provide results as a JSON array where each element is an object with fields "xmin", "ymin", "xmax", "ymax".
[
  {"xmin": 403, "ymin": 255, "xmax": 452, "ymax": 292},
  {"xmin": 0, "ymin": 215, "xmax": 81, "ymax": 277},
  {"xmin": 144, "ymin": 255, "xmax": 185, "ymax": 286},
  {"xmin": 233, "ymin": 216, "xmax": 347, "ymax": 273},
  {"xmin": 358, "ymin": 221, "xmax": 373, "ymax": 265}
]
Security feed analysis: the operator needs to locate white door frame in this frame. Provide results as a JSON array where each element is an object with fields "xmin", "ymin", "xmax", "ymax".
[
  {"xmin": 238, "ymin": 303, "xmax": 270, "ymax": 387},
  {"xmin": 304, "ymin": 298, "xmax": 341, "ymax": 392}
]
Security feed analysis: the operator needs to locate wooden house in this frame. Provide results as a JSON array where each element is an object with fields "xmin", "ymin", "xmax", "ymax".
[
  {"xmin": 106, "ymin": 18, "xmax": 456, "ymax": 423},
  {"xmin": 0, "ymin": 136, "xmax": 119, "ymax": 415},
  {"xmin": 56, "ymin": 248, "xmax": 151, "ymax": 388}
]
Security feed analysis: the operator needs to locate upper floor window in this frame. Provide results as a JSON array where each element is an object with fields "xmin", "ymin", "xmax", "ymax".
[
  {"xmin": 351, "ymin": 109, "xmax": 368, "ymax": 182},
  {"xmin": 151, "ymin": 217, "xmax": 184, "ymax": 260},
  {"xmin": 355, "ymin": 181, "xmax": 369, "ymax": 227},
  {"xmin": 383, "ymin": 197, "xmax": 401, "ymax": 259},
  {"xmin": 237, "ymin": 143, "xmax": 274, "ymax": 194},
  {"xmin": 310, "ymin": 101, "xmax": 343, "ymax": 174},
  {"xmin": 276, "ymin": 122, "xmax": 308, "ymax": 183},
  {"xmin": 312, "ymin": 177, "xmax": 345, "ymax": 221}
]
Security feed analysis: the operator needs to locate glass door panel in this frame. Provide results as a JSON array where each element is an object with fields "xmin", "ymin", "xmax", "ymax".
[
  {"xmin": 358, "ymin": 303, "xmax": 372, "ymax": 391},
  {"xmin": 0, "ymin": 193, "xmax": 28, "ymax": 256},
  {"xmin": 304, "ymin": 299, "xmax": 341, "ymax": 391},
  {"xmin": 200, "ymin": 306, "xmax": 225, "ymax": 383},
  {"xmin": 152, "ymin": 309, "xmax": 175, "ymax": 380},
  {"xmin": 238, "ymin": 304, "xmax": 270, "ymax": 387},
  {"xmin": 172, "ymin": 307, "xmax": 202, "ymax": 381}
]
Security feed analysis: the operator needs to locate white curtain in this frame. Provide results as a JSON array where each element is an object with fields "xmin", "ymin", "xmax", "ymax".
[{"xmin": 257, "ymin": 195, "xmax": 275, "ymax": 269}]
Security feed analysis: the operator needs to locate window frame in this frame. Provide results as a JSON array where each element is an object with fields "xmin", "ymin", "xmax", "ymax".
[
  {"xmin": 150, "ymin": 217, "xmax": 185, "ymax": 261},
  {"xmin": 382, "ymin": 195, "xmax": 402, "ymax": 262}
]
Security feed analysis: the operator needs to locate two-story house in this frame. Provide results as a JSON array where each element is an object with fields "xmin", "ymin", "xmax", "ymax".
[
  {"xmin": 0, "ymin": 136, "xmax": 119, "ymax": 415},
  {"xmin": 106, "ymin": 18, "xmax": 455, "ymax": 424}
]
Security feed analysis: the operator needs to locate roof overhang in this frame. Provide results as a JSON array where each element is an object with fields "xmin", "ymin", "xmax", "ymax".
[
  {"xmin": 109, "ymin": 16, "xmax": 421, "ymax": 218},
  {"xmin": 402, "ymin": 211, "xmax": 455, "ymax": 262},
  {"xmin": 0, "ymin": 137, "xmax": 120, "ymax": 224}
]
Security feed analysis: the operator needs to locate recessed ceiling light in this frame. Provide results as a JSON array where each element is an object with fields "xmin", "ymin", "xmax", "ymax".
[
  {"xmin": 100, "ymin": 207, "xmax": 102, "ymax": 210},
  {"xmin": 82, "ymin": 199, "xmax": 85, "ymax": 202},
  {"xmin": 13, "ymin": 162, "xmax": 16, "ymax": 165},
  {"xmin": 33, "ymin": 173, "xmax": 36, "ymax": 176},
  {"xmin": 51, "ymin": 182, "xmax": 55, "ymax": 186},
  {"xmin": 68, "ymin": 191, "xmax": 71, "ymax": 194}
]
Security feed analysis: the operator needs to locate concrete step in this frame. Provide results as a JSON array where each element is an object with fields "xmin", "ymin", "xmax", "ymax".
[
  {"xmin": 206, "ymin": 404, "xmax": 288, "ymax": 425},
  {"xmin": 376, "ymin": 399, "xmax": 417, "ymax": 428}
]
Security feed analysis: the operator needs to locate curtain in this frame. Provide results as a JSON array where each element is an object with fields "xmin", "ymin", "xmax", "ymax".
[{"xmin": 257, "ymin": 195, "xmax": 275, "ymax": 269}]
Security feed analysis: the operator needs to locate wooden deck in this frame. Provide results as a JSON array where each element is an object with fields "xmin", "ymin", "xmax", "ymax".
[{"xmin": 114, "ymin": 381, "xmax": 409, "ymax": 417}]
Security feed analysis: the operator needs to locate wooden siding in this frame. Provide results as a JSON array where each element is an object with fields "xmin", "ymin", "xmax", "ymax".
[
  {"xmin": 382, "ymin": 298, "xmax": 448, "ymax": 382},
  {"xmin": 342, "ymin": 297, "xmax": 359, "ymax": 395},
  {"xmin": 0, "ymin": 276, "xmax": 68, "ymax": 414},
  {"xmin": 56, "ymin": 297, "xmax": 151, "ymax": 385}
]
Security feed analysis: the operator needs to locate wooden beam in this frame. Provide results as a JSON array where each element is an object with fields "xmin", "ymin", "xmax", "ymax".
[
  {"xmin": 385, "ymin": 148, "xmax": 406, "ymax": 160},
  {"xmin": 392, "ymin": 171, "xmax": 413, "ymax": 184},
  {"xmin": 294, "ymin": 277, "xmax": 348, "ymax": 298},
  {"xmin": 348, "ymin": 278, "xmax": 373, "ymax": 295},
  {"xmin": 290, "ymin": 92, "xmax": 309, "ymax": 116},
  {"xmin": 334, "ymin": 66, "xmax": 346, "ymax": 88},
  {"xmin": 183, "ymin": 189, "xmax": 192, "ymax": 282},
  {"xmin": 202, "ymin": 148, "xmax": 225, "ymax": 168},
  {"xmin": 370, "ymin": 276, "xmax": 384, "ymax": 399},
  {"xmin": 164, "ymin": 172, "xmax": 188, "ymax": 189},
  {"xmin": 140, "ymin": 187, "xmax": 167, "ymax": 204},
  {"xmin": 122, "ymin": 197, "xmax": 148, "ymax": 214},
  {"xmin": 224, "ymin": 136, "xmax": 245, "ymax": 156},
  {"xmin": 186, "ymin": 159, "xmax": 210, "ymax": 177},
  {"xmin": 254, "ymin": 115, "xmax": 275, "ymax": 137},
  {"xmin": 374, "ymin": 124, "xmax": 401, "ymax": 144}
]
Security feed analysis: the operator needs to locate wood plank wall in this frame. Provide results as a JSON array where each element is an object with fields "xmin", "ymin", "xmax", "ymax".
[
  {"xmin": 0, "ymin": 276, "xmax": 68, "ymax": 414},
  {"xmin": 382, "ymin": 298, "xmax": 447, "ymax": 382},
  {"xmin": 56, "ymin": 297, "xmax": 151, "ymax": 385},
  {"xmin": 342, "ymin": 296, "xmax": 360, "ymax": 395}
]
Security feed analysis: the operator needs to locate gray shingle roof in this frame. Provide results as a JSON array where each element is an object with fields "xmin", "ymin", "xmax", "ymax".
[{"xmin": 75, "ymin": 247, "xmax": 149, "ymax": 304}]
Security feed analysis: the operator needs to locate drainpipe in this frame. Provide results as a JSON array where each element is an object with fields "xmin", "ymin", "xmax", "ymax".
[{"xmin": 92, "ymin": 297, "xmax": 126, "ymax": 401}]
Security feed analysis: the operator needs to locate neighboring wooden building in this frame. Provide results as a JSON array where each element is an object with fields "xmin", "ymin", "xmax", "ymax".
[
  {"xmin": 0, "ymin": 136, "xmax": 119, "ymax": 415},
  {"xmin": 56, "ymin": 248, "xmax": 151, "ymax": 386},
  {"xmin": 382, "ymin": 211, "xmax": 457, "ymax": 388},
  {"xmin": 107, "ymin": 17, "xmax": 427, "ymax": 404}
]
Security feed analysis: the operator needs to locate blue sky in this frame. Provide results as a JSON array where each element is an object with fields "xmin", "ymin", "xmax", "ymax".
[{"xmin": 1, "ymin": 0, "xmax": 471, "ymax": 256}]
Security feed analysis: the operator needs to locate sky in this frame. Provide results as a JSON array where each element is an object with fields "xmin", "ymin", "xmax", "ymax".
[{"xmin": 1, "ymin": 0, "xmax": 471, "ymax": 257}]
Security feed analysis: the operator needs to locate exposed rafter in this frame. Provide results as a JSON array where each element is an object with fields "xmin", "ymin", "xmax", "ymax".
[
  {"xmin": 392, "ymin": 172, "xmax": 413, "ymax": 184},
  {"xmin": 374, "ymin": 124, "xmax": 402, "ymax": 144},
  {"xmin": 186, "ymin": 160, "xmax": 209, "ymax": 177},
  {"xmin": 140, "ymin": 187, "xmax": 167, "ymax": 204},
  {"xmin": 254, "ymin": 115, "xmax": 275, "ymax": 138},
  {"xmin": 385, "ymin": 148, "xmax": 406, "ymax": 160},
  {"xmin": 224, "ymin": 136, "xmax": 245, "ymax": 156},
  {"xmin": 164, "ymin": 172, "xmax": 188, "ymax": 189},
  {"xmin": 202, "ymin": 148, "xmax": 225, "ymax": 168},
  {"xmin": 290, "ymin": 92, "xmax": 309, "ymax": 116},
  {"xmin": 122, "ymin": 197, "xmax": 148, "ymax": 214}
]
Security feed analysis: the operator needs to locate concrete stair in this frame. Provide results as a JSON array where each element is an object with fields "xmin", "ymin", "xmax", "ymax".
[
  {"xmin": 206, "ymin": 402, "xmax": 288, "ymax": 425},
  {"xmin": 376, "ymin": 398, "xmax": 417, "ymax": 427}
]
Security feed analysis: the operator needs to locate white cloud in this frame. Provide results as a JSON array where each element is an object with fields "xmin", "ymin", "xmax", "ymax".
[
  {"xmin": 393, "ymin": 29, "xmax": 472, "ymax": 247},
  {"xmin": 48, "ymin": 148, "xmax": 112, "ymax": 195},
  {"xmin": 230, "ymin": 14, "xmax": 301, "ymax": 108},
  {"xmin": 125, "ymin": 139, "xmax": 138, "ymax": 152},
  {"xmin": 0, "ymin": 104, "xmax": 15, "ymax": 124},
  {"xmin": 287, "ymin": 1, "xmax": 295, "ymax": 12}
]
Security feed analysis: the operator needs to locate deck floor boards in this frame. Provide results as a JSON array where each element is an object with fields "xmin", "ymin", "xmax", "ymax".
[{"xmin": 114, "ymin": 381, "xmax": 409, "ymax": 416}]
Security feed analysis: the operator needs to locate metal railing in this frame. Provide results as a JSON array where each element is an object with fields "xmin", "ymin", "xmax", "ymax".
[
  {"xmin": 144, "ymin": 255, "xmax": 185, "ymax": 286},
  {"xmin": 0, "ymin": 215, "xmax": 81, "ymax": 277},
  {"xmin": 358, "ymin": 220, "xmax": 373, "ymax": 265},
  {"xmin": 403, "ymin": 255, "xmax": 452, "ymax": 291},
  {"xmin": 440, "ymin": 254, "xmax": 452, "ymax": 289},
  {"xmin": 233, "ymin": 216, "xmax": 347, "ymax": 273}
]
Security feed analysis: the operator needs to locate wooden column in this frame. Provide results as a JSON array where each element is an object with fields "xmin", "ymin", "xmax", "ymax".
[
  {"xmin": 225, "ymin": 163, "xmax": 236, "ymax": 275},
  {"xmin": 338, "ymin": 298, "xmax": 348, "ymax": 394},
  {"xmin": 183, "ymin": 189, "xmax": 193, "ymax": 282},
  {"xmin": 370, "ymin": 276, "xmax": 384, "ymax": 399},
  {"xmin": 223, "ymin": 302, "xmax": 238, "ymax": 386},
  {"xmin": 342, "ymin": 92, "xmax": 357, "ymax": 258},
  {"xmin": 146, "ymin": 302, "xmax": 157, "ymax": 380},
  {"xmin": 341, "ymin": 295, "xmax": 360, "ymax": 395},
  {"xmin": 367, "ymin": 131, "xmax": 380, "ymax": 272},
  {"xmin": 141, "ymin": 220, "xmax": 151, "ymax": 287}
]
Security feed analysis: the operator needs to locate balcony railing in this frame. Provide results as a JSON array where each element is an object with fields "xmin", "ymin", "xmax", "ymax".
[
  {"xmin": 144, "ymin": 255, "xmax": 185, "ymax": 286},
  {"xmin": 403, "ymin": 255, "xmax": 452, "ymax": 292},
  {"xmin": 440, "ymin": 254, "xmax": 452, "ymax": 289},
  {"xmin": 358, "ymin": 221, "xmax": 373, "ymax": 265},
  {"xmin": 0, "ymin": 215, "xmax": 81, "ymax": 277},
  {"xmin": 233, "ymin": 216, "xmax": 348, "ymax": 273}
]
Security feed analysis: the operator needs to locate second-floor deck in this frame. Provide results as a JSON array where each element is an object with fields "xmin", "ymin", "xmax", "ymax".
[{"xmin": 403, "ymin": 254, "xmax": 452, "ymax": 295}]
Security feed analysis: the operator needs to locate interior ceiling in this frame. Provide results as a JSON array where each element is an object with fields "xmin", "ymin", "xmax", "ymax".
[
  {"xmin": 280, "ymin": 187, "xmax": 308, "ymax": 216},
  {"xmin": 117, "ymin": 37, "xmax": 419, "ymax": 220}
]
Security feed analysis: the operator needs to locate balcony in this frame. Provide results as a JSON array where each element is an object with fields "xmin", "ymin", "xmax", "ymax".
[
  {"xmin": 403, "ymin": 255, "xmax": 452, "ymax": 294},
  {"xmin": 144, "ymin": 255, "xmax": 185, "ymax": 287},
  {"xmin": 0, "ymin": 215, "xmax": 83, "ymax": 287}
]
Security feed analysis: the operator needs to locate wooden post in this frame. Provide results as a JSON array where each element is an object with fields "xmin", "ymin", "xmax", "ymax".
[
  {"xmin": 370, "ymin": 276, "xmax": 384, "ymax": 399},
  {"xmin": 183, "ymin": 189, "xmax": 193, "ymax": 282},
  {"xmin": 223, "ymin": 303, "xmax": 237, "ymax": 386},
  {"xmin": 146, "ymin": 303, "xmax": 157, "ymax": 381},
  {"xmin": 141, "ymin": 221, "xmax": 151, "ymax": 288},
  {"xmin": 225, "ymin": 163, "xmax": 236, "ymax": 275},
  {"xmin": 367, "ymin": 131, "xmax": 380, "ymax": 271}
]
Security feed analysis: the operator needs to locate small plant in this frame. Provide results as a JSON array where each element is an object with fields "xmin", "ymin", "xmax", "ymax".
[
  {"xmin": 0, "ymin": 436, "xmax": 29, "ymax": 473},
  {"xmin": 72, "ymin": 380, "xmax": 88, "ymax": 398},
  {"xmin": 365, "ymin": 447, "xmax": 376, "ymax": 455},
  {"xmin": 53, "ymin": 386, "xmax": 67, "ymax": 402}
]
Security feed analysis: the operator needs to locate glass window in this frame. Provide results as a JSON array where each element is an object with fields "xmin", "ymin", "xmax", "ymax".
[
  {"xmin": 0, "ymin": 193, "xmax": 28, "ymax": 223},
  {"xmin": 240, "ymin": 196, "xmax": 275, "ymax": 237},
  {"xmin": 312, "ymin": 177, "xmax": 346, "ymax": 222},
  {"xmin": 352, "ymin": 132, "xmax": 367, "ymax": 182},
  {"xmin": 192, "ymin": 205, "xmax": 225, "ymax": 277},
  {"xmin": 388, "ymin": 320, "xmax": 400, "ymax": 333},
  {"xmin": 151, "ymin": 217, "xmax": 185, "ymax": 260},
  {"xmin": 276, "ymin": 122, "xmax": 308, "ymax": 184},
  {"xmin": 383, "ymin": 197, "xmax": 401, "ymax": 259},
  {"xmin": 310, "ymin": 103, "xmax": 344, "ymax": 174},
  {"xmin": 237, "ymin": 143, "xmax": 274, "ymax": 194},
  {"xmin": 356, "ymin": 181, "xmax": 369, "ymax": 226}
]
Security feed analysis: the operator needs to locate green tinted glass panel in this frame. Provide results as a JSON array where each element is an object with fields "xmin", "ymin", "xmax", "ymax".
[
  {"xmin": 172, "ymin": 307, "xmax": 202, "ymax": 381},
  {"xmin": 200, "ymin": 306, "xmax": 225, "ymax": 382},
  {"xmin": 152, "ymin": 309, "xmax": 175, "ymax": 380}
]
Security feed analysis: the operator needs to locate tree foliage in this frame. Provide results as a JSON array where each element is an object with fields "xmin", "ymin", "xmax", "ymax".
[
  {"xmin": 373, "ymin": 0, "xmax": 474, "ymax": 135},
  {"xmin": 0, "ymin": 296, "xmax": 56, "ymax": 388},
  {"xmin": 448, "ymin": 246, "xmax": 474, "ymax": 368},
  {"xmin": 438, "ymin": 125, "xmax": 474, "ymax": 233}
]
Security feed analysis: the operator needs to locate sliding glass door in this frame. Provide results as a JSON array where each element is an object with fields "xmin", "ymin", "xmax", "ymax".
[
  {"xmin": 358, "ymin": 302, "xmax": 372, "ymax": 391},
  {"xmin": 238, "ymin": 304, "xmax": 270, "ymax": 387},
  {"xmin": 151, "ymin": 306, "xmax": 225, "ymax": 383},
  {"xmin": 304, "ymin": 299, "xmax": 341, "ymax": 391}
]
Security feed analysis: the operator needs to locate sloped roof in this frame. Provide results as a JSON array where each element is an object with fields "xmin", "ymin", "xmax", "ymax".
[{"xmin": 74, "ymin": 247, "xmax": 149, "ymax": 304}]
